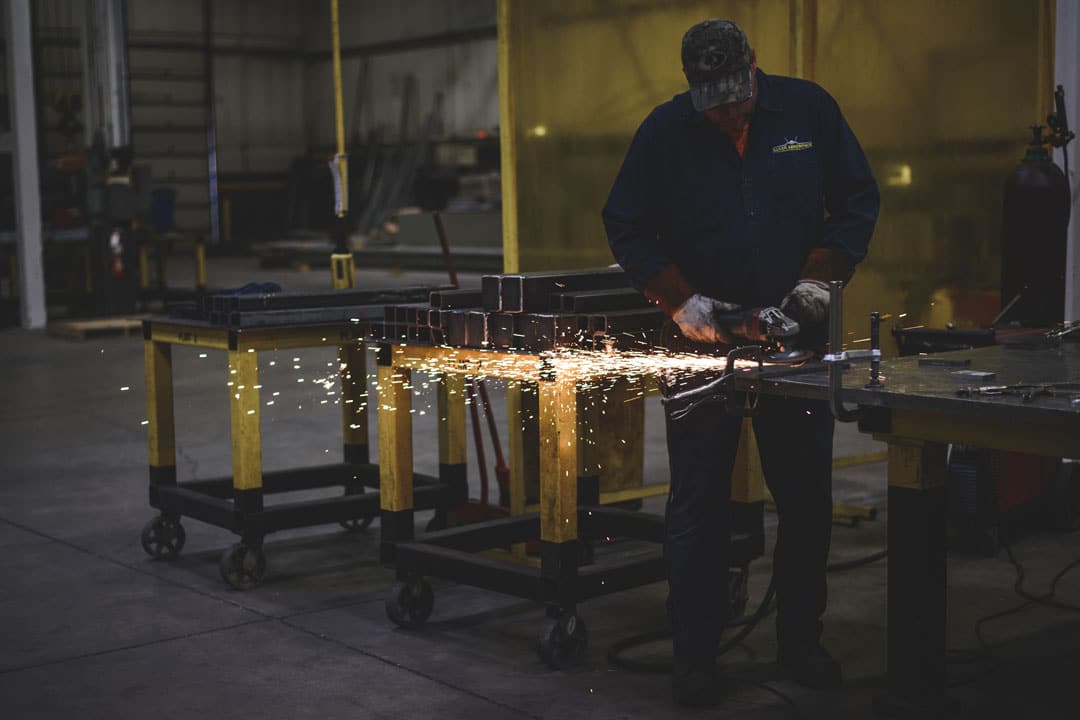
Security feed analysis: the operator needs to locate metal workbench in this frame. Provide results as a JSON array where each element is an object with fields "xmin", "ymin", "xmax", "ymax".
[
  {"xmin": 375, "ymin": 342, "xmax": 763, "ymax": 668},
  {"xmin": 733, "ymin": 342, "xmax": 1080, "ymax": 716},
  {"xmin": 140, "ymin": 317, "xmax": 452, "ymax": 590}
]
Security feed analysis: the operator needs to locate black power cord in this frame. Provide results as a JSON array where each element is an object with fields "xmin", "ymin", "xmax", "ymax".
[
  {"xmin": 1003, "ymin": 541, "xmax": 1080, "ymax": 613},
  {"xmin": 605, "ymin": 548, "xmax": 886, "ymax": 717},
  {"xmin": 946, "ymin": 536, "xmax": 1080, "ymax": 689},
  {"xmin": 606, "ymin": 548, "xmax": 888, "ymax": 675},
  {"xmin": 605, "ymin": 576, "xmax": 778, "ymax": 675}
]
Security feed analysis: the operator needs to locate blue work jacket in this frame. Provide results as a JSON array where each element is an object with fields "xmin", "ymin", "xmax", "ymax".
[{"xmin": 603, "ymin": 69, "xmax": 880, "ymax": 308}]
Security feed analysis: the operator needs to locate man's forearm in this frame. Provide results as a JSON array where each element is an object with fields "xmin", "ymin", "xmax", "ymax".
[
  {"xmin": 643, "ymin": 264, "xmax": 695, "ymax": 317},
  {"xmin": 798, "ymin": 247, "xmax": 856, "ymax": 284}
]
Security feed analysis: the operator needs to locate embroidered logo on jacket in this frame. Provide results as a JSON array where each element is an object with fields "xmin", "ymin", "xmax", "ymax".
[{"xmin": 772, "ymin": 138, "xmax": 814, "ymax": 153}]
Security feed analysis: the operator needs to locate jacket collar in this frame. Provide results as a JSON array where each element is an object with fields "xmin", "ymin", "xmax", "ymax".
[{"xmin": 683, "ymin": 68, "xmax": 783, "ymax": 126}]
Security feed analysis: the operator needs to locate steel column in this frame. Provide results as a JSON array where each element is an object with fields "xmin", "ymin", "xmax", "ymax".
[
  {"xmin": 4, "ymin": 0, "xmax": 46, "ymax": 328},
  {"xmin": 1058, "ymin": 0, "xmax": 1080, "ymax": 322}
]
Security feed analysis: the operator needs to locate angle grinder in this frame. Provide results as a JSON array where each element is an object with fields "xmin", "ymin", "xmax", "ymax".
[{"xmin": 713, "ymin": 306, "xmax": 814, "ymax": 364}]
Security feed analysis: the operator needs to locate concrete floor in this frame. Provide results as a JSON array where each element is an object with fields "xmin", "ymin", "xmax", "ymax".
[{"xmin": 2, "ymin": 258, "xmax": 1079, "ymax": 719}]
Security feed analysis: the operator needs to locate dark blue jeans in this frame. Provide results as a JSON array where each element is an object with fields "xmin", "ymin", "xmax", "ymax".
[{"xmin": 664, "ymin": 393, "xmax": 835, "ymax": 666}]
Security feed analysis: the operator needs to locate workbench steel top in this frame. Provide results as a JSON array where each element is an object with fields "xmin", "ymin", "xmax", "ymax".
[{"xmin": 736, "ymin": 343, "xmax": 1080, "ymax": 426}]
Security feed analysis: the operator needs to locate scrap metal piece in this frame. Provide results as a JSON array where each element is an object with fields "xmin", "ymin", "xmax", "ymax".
[{"xmin": 956, "ymin": 382, "xmax": 1080, "ymax": 403}]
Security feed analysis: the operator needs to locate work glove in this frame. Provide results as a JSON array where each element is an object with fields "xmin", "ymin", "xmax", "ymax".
[
  {"xmin": 672, "ymin": 294, "xmax": 740, "ymax": 344},
  {"xmin": 781, "ymin": 280, "xmax": 830, "ymax": 353},
  {"xmin": 780, "ymin": 279, "xmax": 831, "ymax": 326}
]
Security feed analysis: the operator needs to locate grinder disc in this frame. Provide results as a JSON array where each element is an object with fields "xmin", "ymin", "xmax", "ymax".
[{"xmin": 765, "ymin": 349, "xmax": 814, "ymax": 364}]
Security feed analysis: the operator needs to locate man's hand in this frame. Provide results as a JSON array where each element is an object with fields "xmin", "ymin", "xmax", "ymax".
[
  {"xmin": 780, "ymin": 280, "xmax": 830, "ymax": 326},
  {"xmin": 672, "ymin": 294, "xmax": 740, "ymax": 344}
]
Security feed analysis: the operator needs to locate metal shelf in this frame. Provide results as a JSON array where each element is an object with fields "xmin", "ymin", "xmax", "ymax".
[
  {"xmin": 131, "ymin": 97, "xmax": 207, "ymax": 109},
  {"xmin": 140, "ymin": 152, "xmax": 208, "ymax": 160},
  {"xmin": 130, "ymin": 71, "xmax": 206, "ymax": 83},
  {"xmin": 40, "ymin": 69, "xmax": 206, "ymax": 82},
  {"xmin": 134, "ymin": 124, "xmax": 208, "ymax": 134},
  {"xmin": 31, "ymin": 33, "xmax": 301, "ymax": 58},
  {"xmin": 156, "ymin": 176, "xmax": 210, "ymax": 185}
]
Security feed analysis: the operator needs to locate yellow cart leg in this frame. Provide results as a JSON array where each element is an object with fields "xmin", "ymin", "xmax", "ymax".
[
  {"xmin": 537, "ymin": 371, "xmax": 587, "ymax": 665},
  {"xmin": 228, "ymin": 349, "xmax": 263, "ymax": 497},
  {"xmin": 437, "ymin": 372, "xmax": 468, "ymax": 524},
  {"xmin": 140, "ymin": 336, "xmax": 187, "ymax": 560},
  {"xmin": 145, "ymin": 339, "xmax": 177, "ymax": 488},
  {"xmin": 220, "ymin": 348, "xmax": 267, "ymax": 589},
  {"xmin": 378, "ymin": 346, "xmax": 415, "ymax": 550},
  {"xmin": 538, "ymin": 373, "xmax": 579, "ymax": 582}
]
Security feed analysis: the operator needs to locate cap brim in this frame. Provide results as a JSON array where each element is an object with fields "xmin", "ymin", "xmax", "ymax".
[{"xmin": 689, "ymin": 74, "xmax": 751, "ymax": 111}]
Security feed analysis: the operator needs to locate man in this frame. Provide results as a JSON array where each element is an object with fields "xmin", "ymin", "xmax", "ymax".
[{"xmin": 603, "ymin": 19, "xmax": 879, "ymax": 707}]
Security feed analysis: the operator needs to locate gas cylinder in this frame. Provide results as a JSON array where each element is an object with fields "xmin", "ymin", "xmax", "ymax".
[{"xmin": 1001, "ymin": 125, "xmax": 1070, "ymax": 327}]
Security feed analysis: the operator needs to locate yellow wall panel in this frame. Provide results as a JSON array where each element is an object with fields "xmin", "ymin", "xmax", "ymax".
[
  {"xmin": 500, "ymin": 0, "xmax": 1049, "ymax": 348},
  {"xmin": 502, "ymin": 0, "xmax": 794, "ymax": 271}
]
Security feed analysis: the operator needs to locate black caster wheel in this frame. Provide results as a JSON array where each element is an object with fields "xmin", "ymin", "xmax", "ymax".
[
  {"xmin": 339, "ymin": 516, "xmax": 374, "ymax": 532},
  {"xmin": 537, "ymin": 611, "xmax": 588, "ymax": 669},
  {"xmin": 385, "ymin": 577, "xmax": 434, "ymax": 629},
  {"xmin": 219, "ymin": 543, "xmax": 267, "ymax": 590},
  {"xmin": 140, "ymin": 516, "xmax": 186, "ymax": 560}
]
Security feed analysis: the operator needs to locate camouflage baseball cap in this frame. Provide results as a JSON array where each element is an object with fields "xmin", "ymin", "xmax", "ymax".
[{"xmin": 681, "ymin": 19, "xmax": 752, "ymax": 111}]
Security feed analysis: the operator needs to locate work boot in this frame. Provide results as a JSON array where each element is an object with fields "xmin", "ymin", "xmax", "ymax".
[
  {"xmin": 671, "ymin": 662, "xmax": 724, "ymax": 707},
  {"xmin": 778, "ymin": 640, "xmax": 842, "ymax": 689}
]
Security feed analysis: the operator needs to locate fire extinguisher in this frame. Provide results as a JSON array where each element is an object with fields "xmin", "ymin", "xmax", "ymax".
[
  {"xmin": 109, "ymin": 228, "xmax": 125, "ymax": 279},
  {"xmin": 1000, "ymin": 86, "xmax": 1075, "ymax": 328}
]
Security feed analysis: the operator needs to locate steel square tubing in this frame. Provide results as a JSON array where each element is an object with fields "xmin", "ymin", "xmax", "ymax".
[
  {"xmin": 496, "ymin": 268, "xmax": 630, "ymax": 313},
  {"xmin": 419, "ymin": 514, "xmax": 541, "ymax": 552},
  {"xmin": 221, "ymin": 285, "xmax": 450, "ymax": 312},
  {"xmin": 466, "ymin": 311, "xmax": 489, "ymax": 348},
  {"xmin": 227, "ymin": 305, "xmax": 384, "ymax": 328},
  {"xmin": 444, "ymin": 310, "xmax": 469, "ymax": 346},
  {"xmin": 182, "ymin": 462, "xmax": 368, "ymax": 498},
  {"xmin": 441, "ymin": 309, "xmax": 490, "ymax": 347},
  {"xmin": 557, "ymin": 288, "xmax": 650, "ymax": 313},
  {"xmin": 588, "ymin": 307, "xmax": 664, "ymax": 334},
  {"xmin": 575, "ymin": 552, "xmax": 666, "ymax": 600},
  {"xmin": 521, "ymin": 313, "xmax": 588, "ymax": 351},
  {"xmin": 579, "ymin": 505, "xmax": 665, "ymax": 543},
  {"xmin": 430, "ymin": 288, "xmax": 484, "ymax": 309},
  {"xmin": 394, "ymin": 542, "xmax": 544, "ymax": 599},
  {"xmin": 489, "ymin": 313, "xmax": 518, "ymax": 349},
  {"xmin": 481, "ymin": 275, "xmax": 502, "ymax": 310}
]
